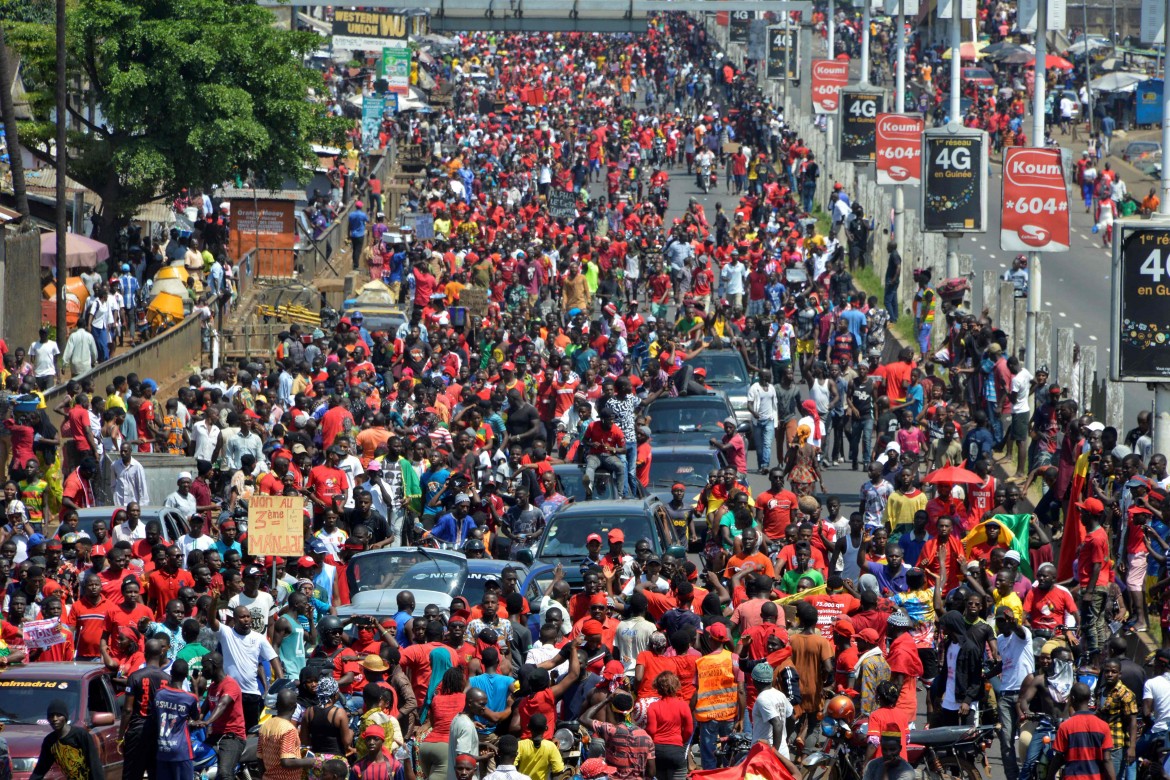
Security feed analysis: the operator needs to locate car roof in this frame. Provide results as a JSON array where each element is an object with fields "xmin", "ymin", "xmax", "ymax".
[
  {"xmin": 651, "ymin": 445, "xmax": 722, "ymax": 456},
  {"xmin": 465, "ymin": 559, "xmax": 527, "ymax": 575},
  {"xmin": 650, "ymin": 395, "xmax": 731, "ymax": 407},
  {"xmin": 550, "ymin": 498, "xmax": 656, "ymax": 515},
  {"xmin": 0, "ymin": 662, "xmax": 105, "ymax": 679}
]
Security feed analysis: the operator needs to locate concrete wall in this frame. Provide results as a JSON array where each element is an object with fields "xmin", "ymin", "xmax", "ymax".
[
  {"xmin": 42, "ymin": 313, "xmax": 203, "ymax": 426},
  {"xmin": 0, "ymin": 228, "xmax": 44, "ymax": 353}
]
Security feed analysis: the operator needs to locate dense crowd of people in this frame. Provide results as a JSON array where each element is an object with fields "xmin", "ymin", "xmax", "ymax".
[{"xmin": 0, "ymin": 10, "xmax": 1166, "ymax": 780}]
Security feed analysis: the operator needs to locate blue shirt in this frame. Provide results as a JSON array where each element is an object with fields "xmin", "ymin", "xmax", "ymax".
[
  {"xmin": 468, "ymin": 673, "xmax": 512, "ymax": 733},
  {"xmin": 153, "ymin": 684, "xmax": 201, "ymax": 761},
  {"xmin": 348, "ymin": 209, "xmax": 369, "ymax": 239},
  {"xmin": 392, "ymin": 609, "xmax": 413, "ymax": 647},
  {"xmin": 864, "ymin": 560, "xmax": 910, "ymax": 596},
  {"xmin": 841, "ymin": 308, "xmax": 868, "ymax": 346},
  {"xmin": 962, "ymin": 427, "xmax": 996, "ymax": 468},
  {"xmin": 421, "ymin": 468, "xmax": 451, "ymax": 518},
  {"xmin": 898, "ymin": 531, "xmax": 930, "ymax": 568},
  {"xmin": 431, "ymin": 512, "xmax": 477, "ymax": 546}
]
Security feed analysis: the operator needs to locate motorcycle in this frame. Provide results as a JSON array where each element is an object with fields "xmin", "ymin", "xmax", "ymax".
[
  {"xmin": 716, "ymin": 732, "xmax": 754, "ymax": 768},
  {"xmin": 801, "ymin": 713, "xmax": 869, "ymax": 780},
  {"xmin": 906, "ymin": 723, "xmax": 998, "ymax": 780}
]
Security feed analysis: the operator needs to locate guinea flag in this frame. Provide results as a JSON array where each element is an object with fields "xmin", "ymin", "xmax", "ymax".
[
  {"xmin": 963, "ymin": 514, "xmax": 1034, "ymax": 577},
  {"xmin": 691, "ymin": 743, "xmax": 798, "ymax": 780}
]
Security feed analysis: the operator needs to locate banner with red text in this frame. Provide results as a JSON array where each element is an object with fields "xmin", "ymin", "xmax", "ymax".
[
  {"xmin": 875, "ymin": 114, "xmax": 924, "ymax": 186},
  {"xmin": 1001, "ymin": 147, "xmax": 1070, "ymax": 252}
]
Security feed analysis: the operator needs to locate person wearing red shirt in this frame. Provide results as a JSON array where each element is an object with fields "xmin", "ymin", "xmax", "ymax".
[
  {"xmin": 198, "ymin": 652, "xmax": 248, "ymax": 775},
  {"xmin": 917, "ymin": 517, "xmax": 967, "ymax": 593},
  {"xmin": 582, "ymin": 409, "xmax": 625, "ymax": 499},
  {"xmin": 61, "ymin": 459, "xmax": 97, "ymax": 522},
  {"xmin": 67, "ymin": 573, "xmax": 110, "ymax": 659},
  {"xmin": 1048, "ymin": 685, "xmax": 1113, "ymax": 780},
  {"xmin": 319, "ymin": 397, "xmax": 355, "ymax": 450},
  {"xmin": 98, "ymin": 545, "xmax": 136, "ymax": 601},
  {"xmin": 885, "ymin": 612, "xmax": 924, "ymax": 731},
  {"xmin": 1075, "ymin": 497, "xmax": 1112, "ymax": 658},
  {"xmin": 102, "ymin": 577, "xmax": 153, "ymax": 659},
  {"xmin": 756, "ymin": 474, "xmax": 798, "ymax": 542},
  {"xmin": 398, "ymin": 620, "xmax": 450, "ymax": 707},
  {"xmin": 805, "ymin": 580, "xmax": 862, "ymax": 641},
  {"xmin": 307, "ymin": 447, "xmax": 350, "ymax": 519},
  {"xmin": 519, "ymin": 642, "xmax": 580, "ymax": 738},
  {"xmin": 147, "ymin": 545, "xmax": 195, "ymax": 618},
  {"xmin": 1023, "ymin": 563, "xmax": 1078, "ymax": 636},
  {"xmin": 66, "ymin": 397, "xmax": 96, "ymax": 456}
]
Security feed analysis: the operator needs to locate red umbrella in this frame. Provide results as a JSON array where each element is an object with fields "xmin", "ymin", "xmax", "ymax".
[
  {"xmin": 1027, "ymin": 54, "xmax": 1074, "ymax": 70},
  {"xmin": 922, "ymin": 465, "xmax": 984, "ymax": 485}
]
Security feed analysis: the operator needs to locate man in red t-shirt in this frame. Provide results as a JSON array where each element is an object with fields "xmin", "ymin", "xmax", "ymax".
[
  {"xmin": 307, "ymin": 447, "xmax": 350, "ymax": 518},
  {"xmin": 582, "ymin": 409, "xmax": 626, "ymax": 499},
  {"xmin": 67, "ymin": 573, "xmax": 110, "ymax": 659},
  {"xmin": 1049, "ymin": 683, "xmax": 1112, "ymax": 780},
  {"xmin": 1075, "ymin": 497, "xmax": 1112, "ymax": 658},
  {"xmin": 756, "ymin": 472, "xmax": 798, "ymax": 542},
  {"xmin": 198, "ymin": 652, "xmax": 248, "ymax": 773},
  {"xmin": 147, "ymin": 545, "xmax": 195, "ymax": 618},
  {"xmin": 319, "ymin": 397, "xmax": 355, "ymax": 450}
]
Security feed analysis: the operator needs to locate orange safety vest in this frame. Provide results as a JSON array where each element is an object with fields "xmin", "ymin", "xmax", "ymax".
[{"xmin": 695, "ymin": 649, "xmax": 738, "ymax": 722}]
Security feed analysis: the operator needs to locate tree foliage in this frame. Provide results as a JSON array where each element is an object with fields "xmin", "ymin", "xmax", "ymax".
[{"xmin": 7, "ymin": 0, "xmax": 346, "ymax": 240}]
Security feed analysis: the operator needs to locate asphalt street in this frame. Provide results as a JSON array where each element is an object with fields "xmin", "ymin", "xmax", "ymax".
[{"xmin": 632, "ymin": 87, "xmax": 1015, "ymax": 780}]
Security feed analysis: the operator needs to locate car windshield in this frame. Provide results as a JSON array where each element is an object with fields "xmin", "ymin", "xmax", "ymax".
[
  {"xmin": 348, "ymin": 551, "xmax": 465, "ymax": 596},
  {"xmin": 0, "ymin": 679, "xmax": 80, "ymax": 724},
  {"xmin": 683, "ymin": 352, "xmax": 748, "ymax": 385},
  {"xmin": 539, "ymin": 513, "xmax": 659, "ymax": 558},
  {"xmin": 555, "ymin": 469, "xmax": 622, "ymax": 502},
  {"xmin": 648, "ymin": 402, "xmax": 728, "ymax": 433},
  {"xmin": 648, "ymin": 456, "xmax": 714, "ymax": 488}
]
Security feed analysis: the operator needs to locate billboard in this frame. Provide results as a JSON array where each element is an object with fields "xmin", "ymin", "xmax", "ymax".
[
  {"xmin": 837, "ymin": 89, "xmax": 886, "ymax": 163},
  {"xmin": 730, "ymin": 10, "xmax": 754, "ymax": 42},
  {"xmin": 1111, "ymin": 224, "xmax": 1170, "ymax": 381},
  {"xmin": 920, "ymin": 128, "xmax": 988, "ymax": 233},
  {"xmin": 766, "ymin": 26, "xmax": 800, "ymax": 81},
  {"xmin": 875, "ymin": 114, "xmax": 923, "ymax": 186},
  {"xmin": 1000, "ymin": 147, "xmax": 1070, "ymax": 252},
  {"xmin": 811, "ymin": 59, "xmax": 850, "ymax": 113},
  {"xmin": 332, "ymin": 10, "xmax": 415, "ymax": 51}
]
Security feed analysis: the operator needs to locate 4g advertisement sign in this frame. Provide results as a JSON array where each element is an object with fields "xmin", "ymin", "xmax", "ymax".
[
  {"xmin": 837, "ymin": 89, "xmax": 885, "ymax": 163},
  {"xmin": 875, "ymin": 114, "xmax": 923, "ymax": 186},
  {"xmin": 1000, "ymin": 147, "xmax": 1070, "ymax": 252},
  {"xmin": 921, "ymin": 128, "xmax": 988, "ymax": 233},
  {"xmin": 811, "ymin": 59, "xmax": 850, "ymax": 113},
  {"xmin": 1111, "ymin": 224, "xmax": 1170, "ymax": 381}
]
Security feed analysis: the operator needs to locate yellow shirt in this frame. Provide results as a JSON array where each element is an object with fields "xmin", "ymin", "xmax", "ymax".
[
  {"xmin": 434, "ymin": 218, "xmax": 452, "ymax": 237},
  {"xmin": 106, "ymin": 393, "xmax": 127, "ymax": 412},
  {"xmin": 993, "ymin": 590, "xmax": 1025, "ymax": 623},
  {"xmin": 516, "ymin": 739, "xmax": 565, "ymax": 780}
]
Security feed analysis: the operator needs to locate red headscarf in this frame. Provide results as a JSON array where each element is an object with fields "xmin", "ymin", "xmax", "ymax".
[{"xmin": 802, "ymin": 399, "xmax": 825, "ymax": 440}]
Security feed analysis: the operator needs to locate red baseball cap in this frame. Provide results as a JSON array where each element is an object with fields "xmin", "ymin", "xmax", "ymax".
[
  {"xmin": 704, "ymin": 622, "xmax": 730, "ymax": 642},
  {"xmin": 1075, "ymin": 497, "xmax": 1105, "ymax": 514}
]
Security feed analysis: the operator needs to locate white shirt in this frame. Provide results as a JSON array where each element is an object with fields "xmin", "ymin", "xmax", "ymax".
[
  {"xmin": 1010, "ymin": 369, "xmax": 1033, "ymax": 415},
  {"xmin": 29, "ymin": 340, "xmax": 60, "ymax": 378},
  {"xmin": 750, "ymin": 687, "xmax": 793, "ymax": 757},
  {"xmin": 87, "ymin": 297, "xmax": 115, "ymax": 329},
  {"xmin": 191, "ymin": 421, "xmax": 221, "ymax": 463},
  {"xmin": 1145, "ymin": 673, "xmax": 1170, "ymax": 732},
  {"xmin": 722, "ymin": 261, "xmax": 747, "ymax": 295},
  {"xmin": 177, "ymin": 532, "xmax": 216, "ymax": 562},
  {"xmin": 942, "ymin": 643, "xmax": 961, "ymax": 710},
  {"xmin": 216, "ymin": 623, "xmax": 278, "ymax": 696},
  {"xmin": 228, "ymin": 590, "xmax": 277, "ymax": 635},
  {"xmin": 113, "ymin": 520, "xmax": 147, "ymax": 544},
  {"xmin": 163, "ymin": 490, "xmax": 198, "ymax": 517},
  {"xmin": 747, "ymin": 382, "xmax": 778, "ymax": 422},
  {"xmin": 997, "ymin": 627, "xmax": 1034, "ymax": 690}
]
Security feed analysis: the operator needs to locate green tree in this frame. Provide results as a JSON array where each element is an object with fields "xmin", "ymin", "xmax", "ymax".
[{"xmin": 6, "ymin": 0, "xmax": 346, "ymax": 245}]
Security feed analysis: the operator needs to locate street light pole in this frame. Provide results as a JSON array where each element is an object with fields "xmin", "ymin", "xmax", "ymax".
[
  {"xmin": 1145, "ymin": 0, "xmax": 1170, "ymax": 456},
  {"xmin": 861, "ymin": 0, "xmax": 871, "ymax": 85},
  {"xmin": 1025, "ymin": 0, "xmax": 1048, "ymax": 373},
  {"xmin": 828, "ymin": 0, "xmax": 835, "ymax": 59},
  {"xmin": 894, "ymin": 0, "xmax": 906, "ymax": 267},
  {"xmin": 54, "ymin": 0, "xmax": 67, "ymax": 352},
  {"xmin": 1081, "ymin": 0, "xmax": 1094, "ymax": 135},
  {"xmin": 946, "ymin": 0, "xmax": 961, "ymax": 280}
]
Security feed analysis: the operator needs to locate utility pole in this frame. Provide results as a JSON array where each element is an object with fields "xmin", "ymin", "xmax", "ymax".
[
  {"xmin": 1025, "ymin": 0, "xmax": 1048, "ymax": 374},
  {"xmin": 1081, "ymin": 0, "xmax": 1094, "ymax": 135},
  {"xmin": 946, "ymin": 0, "xmax": 961, "ymax": 279},
  {"xmin": 861, "ymin": 0, "xmax": 871, "ymax": 85},
  {"xmin": 1155, "ymin": 0, "xmax": 1170, "ymax": 454},
  {"xmin": 55, "ymin": 0, "xmax": 67, "ymax": 351},
  {"xmin": 827, "ymin": 0, "xmax": 835, "ymax": 59},
  {"xmin": 894, "ymin": 0, "xmax": 906, "ymax": 264}
]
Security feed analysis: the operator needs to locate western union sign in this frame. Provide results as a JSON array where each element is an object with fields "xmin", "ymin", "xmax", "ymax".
[{"xmin": 332, "ymin": 11, "xmax": 424, "ymax": 51}]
